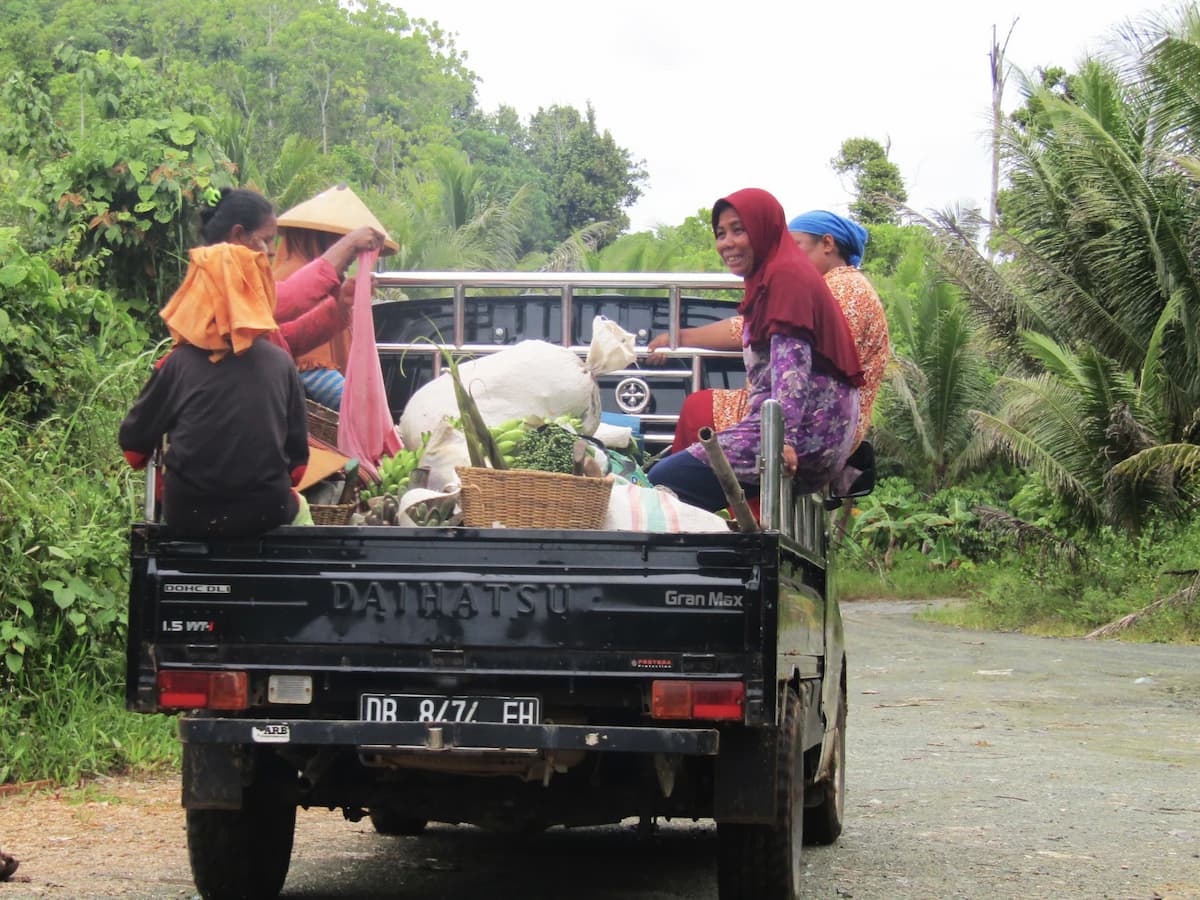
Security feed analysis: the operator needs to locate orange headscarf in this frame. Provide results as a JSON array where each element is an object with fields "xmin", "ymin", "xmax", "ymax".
[{"xmin": 160, "ymin": 243, "xmax": 278, "ymax": 362}]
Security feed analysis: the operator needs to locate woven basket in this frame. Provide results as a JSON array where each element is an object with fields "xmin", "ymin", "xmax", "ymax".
[
  {"xmin": 305, "ymin": 399, "xmax": 340, "ymax": 446},
  {"xmin": 456, "ymin": 466, "xmax": 612, "ymax": 529},
  {"xmin": 310, "ymin": 502, "xmax": 356, "ymax": 526}
]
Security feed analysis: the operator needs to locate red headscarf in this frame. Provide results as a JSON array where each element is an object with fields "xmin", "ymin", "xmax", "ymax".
[{"xmin": 714, "ymin": 188, "xmax": 863, "ymax": 386}]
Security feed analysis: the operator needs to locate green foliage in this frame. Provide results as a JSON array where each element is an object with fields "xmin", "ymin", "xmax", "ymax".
[
  {"xmin": 0, "ymin": 227, "xmax": 146, "ymax": 417},
  {"xmin": 831, "ymin": 137, "xmax": 908, "ymax": 226},
  {"xmin": 2, "ymin": 1, "xmax": 647, "ymax": 262},
  {"xmin": 0, "ymin": 231, "xmax": 166, "ymax": 781},
  {"xmin": 919, "ymin": 14, "xmax": 1200, "ymax": 532},
  {"xmin": 871, "ymin": 243, "xmax": 994, "ymax": 490},
  {"xmin": 835, "ymin": 547, "xmax": 990, "ymax": 601},
  {"xmin": 0, "ymin": 656, "xmax": 179, "ymax": 784},
  {"xmin": 2, "ymin": 47, "xmax": 232, "ymax": 304},
  {"xmin": 935, "ymin": 514, "xmax": 1200, "ymax": 641},
  {"xmin": 524, "ymin": 104, "xmax": 647, "ymax": 243},
  {"xmin": 0, "ymin": 346, "xmax": 149, "ymax": 677}
]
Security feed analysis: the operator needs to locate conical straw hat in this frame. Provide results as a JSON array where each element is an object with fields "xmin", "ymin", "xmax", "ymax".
[{"xmin": 276, "ymin": 183, "xmax": 399, "ymax": 255}]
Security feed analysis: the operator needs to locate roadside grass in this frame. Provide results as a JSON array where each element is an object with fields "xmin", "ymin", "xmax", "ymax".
[
  {"xmin": 835, "ymin": 547, "xmax": 989, "ymax": 602},
  {"xmin": 836, "ymin": 544, "xmax": 1200, "ymax": 644},
  {"xmin": 0, "ymin": 661, "xmax": 179, "ymax": 785}
]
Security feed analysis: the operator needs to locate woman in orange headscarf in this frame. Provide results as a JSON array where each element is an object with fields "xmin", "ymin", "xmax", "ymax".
[{"xmin": 119, "ymin": 238, "xmax": 310, "ymax": 538}]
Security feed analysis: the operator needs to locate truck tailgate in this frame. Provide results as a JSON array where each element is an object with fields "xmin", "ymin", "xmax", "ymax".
[{"xmin": 131, "ymin": 525, "xmax": 777, "ymax": 674}]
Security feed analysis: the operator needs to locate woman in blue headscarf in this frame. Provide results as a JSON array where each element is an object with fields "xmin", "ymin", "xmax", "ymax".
[{"xmin": 651, "ymin": 209, "xmax": 889, "ymax": 456}]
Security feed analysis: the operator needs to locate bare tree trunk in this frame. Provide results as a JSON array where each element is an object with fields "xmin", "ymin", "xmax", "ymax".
[
  {"xmin": 319, "ymin": 70, "xmax": 331, "ymax": 155},
  {"xmin": 989, "ymin": 20, "xmax": 1018, "ymax": 252}
]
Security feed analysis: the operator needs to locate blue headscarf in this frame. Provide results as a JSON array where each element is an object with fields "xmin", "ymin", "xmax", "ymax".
[{"xmin": 786, "ymin": 210, "xmax": 868, "ymax": 268}]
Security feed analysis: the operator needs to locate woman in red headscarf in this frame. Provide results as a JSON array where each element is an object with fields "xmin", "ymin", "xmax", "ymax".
[{"xmin": 647, "ymin": 188, "xmax": 863, "ymax": 511}]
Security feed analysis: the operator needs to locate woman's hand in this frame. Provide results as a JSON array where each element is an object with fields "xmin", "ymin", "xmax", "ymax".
[
  {"xmin": 344, "ymin": 226, "xmax": 385, "ymax": 253},
  {"xmin": 323, "ymin": 227, "xmax": 386, "ymax": 274},
  {"xmin": 644, "ymin": 332, "xmax": 671, "ymax": 366},
  {"xmin": 339, "ymin": 276, "xmax": 357, "ymax": 307},
  {"xmin": 338, "ymin": 274, "xmax": 379, "ymax": 308},
  {"xmin": 782, "ymin": 445, "xmax": 798, "ymax": 477}
]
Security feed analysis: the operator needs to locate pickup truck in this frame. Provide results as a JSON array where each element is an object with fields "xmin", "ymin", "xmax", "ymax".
[{"xmin": 125, "ymin": 272, "xmax": 872, "ymax": 900}]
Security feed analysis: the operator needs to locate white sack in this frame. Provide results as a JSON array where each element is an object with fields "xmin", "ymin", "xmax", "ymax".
[
  {"xmin": 603, "ymin": 480, "xmax": 732, "ymax": 533},
  {"xmin": 399, "ymin": 341, "xmax": 601, "ymax": 451},
  {"xmin": 396, "ymin": 486, "xmax": 462, "ymax": 527},
  {"xmin": 593, "ymin": 422, "xmax": 633, "ymax": 449},
  {"xmin": 585, "ymin": 315, "xmax": 637, "ymax": 374},
  {"xmin": 418, "ymin": 418, "xmax": 471, "ymax": 493}
]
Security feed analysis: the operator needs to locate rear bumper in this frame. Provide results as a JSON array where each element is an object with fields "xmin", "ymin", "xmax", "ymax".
[{"xmin": 178, "ymin": 717, "xmax": 720, "ymax": 755}]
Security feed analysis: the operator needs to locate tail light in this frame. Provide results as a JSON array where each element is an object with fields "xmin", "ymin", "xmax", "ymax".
[
  {"xmin": 157, "ymin": 670, "xmax": 248, "ymax": 710},
  {"xmin": 651, "ymin": 680, "xmax": 745, "ymax": 721}
]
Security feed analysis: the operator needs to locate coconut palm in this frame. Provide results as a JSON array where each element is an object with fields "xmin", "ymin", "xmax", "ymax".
[
  {"xmin": 383, "ymin": 150, "xmax": 532, "ymax": 273},
  {"xmin": 917, "ymin": 14, "xmax": 1200, "ymax": 529},
  {"xmin": 873, "ymin": 266, "xmax": 992, "ymax": 492}
]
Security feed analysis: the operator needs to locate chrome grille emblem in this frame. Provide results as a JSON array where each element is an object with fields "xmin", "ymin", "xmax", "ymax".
[{"xmin": 615, "ymin": 377, "xmax": 651, "ymax": 414}]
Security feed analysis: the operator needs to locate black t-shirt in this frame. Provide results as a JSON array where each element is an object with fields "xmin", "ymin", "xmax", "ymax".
[{"xmin": 120, "ymin": 340, "xmax": 309, "ymax": 538}]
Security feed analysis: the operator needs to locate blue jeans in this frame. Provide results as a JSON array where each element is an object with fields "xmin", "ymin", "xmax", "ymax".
[{"xmin": 647, "ymin": 450, "xmax": 757, "ymax": 512}]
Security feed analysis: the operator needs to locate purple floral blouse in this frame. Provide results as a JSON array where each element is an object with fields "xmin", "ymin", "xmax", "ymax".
[{"xmin": 688, "ymin": 333, "xmax": 859, "ymax": 490}]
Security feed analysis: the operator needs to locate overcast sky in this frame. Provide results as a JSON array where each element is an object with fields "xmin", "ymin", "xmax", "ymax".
[{"xmin": 399, "ymin": 0, "xmax": 1171, "ymax": 232}]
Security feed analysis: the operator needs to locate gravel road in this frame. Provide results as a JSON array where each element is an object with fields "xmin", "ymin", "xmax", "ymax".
[{"xmin": 1, "ymin": 599, "xmax": 1197, "ymax": 899}]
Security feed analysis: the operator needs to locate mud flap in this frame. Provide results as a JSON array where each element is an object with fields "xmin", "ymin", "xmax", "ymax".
[
  {"xmin": 713, "ymin": 725, "xmax": 778, "ymax": 824},
  {"xmin": 182, "ymin": 742, "xmax": 249, "ymax": 810}
]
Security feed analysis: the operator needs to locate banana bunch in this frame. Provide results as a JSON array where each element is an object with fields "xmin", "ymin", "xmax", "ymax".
[
  {"xmin": 361, "ymin": 432, "xmax": 431, "ymax": 500},
  {"xmin": 488, "ymin": 417, "xmax": 531, "ymax": 467}
]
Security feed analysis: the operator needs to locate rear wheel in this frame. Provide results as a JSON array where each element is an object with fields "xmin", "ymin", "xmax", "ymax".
[
  {"xmin": 186, "ymin": 756, "xmax": 296, "ymax": 900},
  {"xmin": 717, "ymin": 688, "xmax": 804, "ymax": 900},
  {"xmin": 804, "ymin": 680, "xmax": 846, "ymax": 845},
  {"xmin": 369, "ymin": 808, "xmax": 428, "ymax": 836}
]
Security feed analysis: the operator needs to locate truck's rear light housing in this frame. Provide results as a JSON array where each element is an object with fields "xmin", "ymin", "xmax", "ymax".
[
  {"xmin": 651, "ymin": 680, "xmax": 745, "ymax": 721},
  {"xmin": 157, "ymin": 670, "xmax": 248, "ymax": 710}
]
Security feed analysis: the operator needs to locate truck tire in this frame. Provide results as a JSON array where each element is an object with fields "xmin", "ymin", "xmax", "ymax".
[
  {"xmin": 717, "ymin": 688, "xmax": 804, "ymax": 900},
  {"xmin": 804, "ymin": 678, "xmax": 846, "ymax": 845},
  {"xmin": 369, "ymin": 809, "xmax": 428, "ymax": 836},
  {"xmin": 186, "ymin": 769, "xmax": 296, "ymax": 899}
]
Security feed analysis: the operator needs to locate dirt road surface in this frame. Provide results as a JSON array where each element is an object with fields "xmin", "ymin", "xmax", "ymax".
[{"xmin": 1, "ymin": 600, "xmax": 1197, "ymax": 899}]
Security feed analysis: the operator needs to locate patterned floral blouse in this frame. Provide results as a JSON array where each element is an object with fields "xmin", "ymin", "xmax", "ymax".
[
  {"xmin": 689, "ymin": 333, "xmax": 860, "ymax": 491},
  {"xmin": 712, "ymin": 266, "xmax": 890, "ymax": 448}
]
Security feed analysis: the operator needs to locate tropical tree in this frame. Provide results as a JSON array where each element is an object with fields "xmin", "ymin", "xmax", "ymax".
[
  {"xmin": 525, "ymin": 103, "xmax": 648, "ymax": 243},
  {"xmin": 1, "ymin": 47, "xmax": 231, "ymax": 305},
  {"xmin": 917, "ymin": 12, "xmax": 1200, "ymax": 529},
  {"xmin": 871, "ymin": 235, "xmax": 993, "ymax": 491},
  {"xmin": 831, "ymin": 137, "xmax": 908, "ymax": 226},
  {"xmin": 381, "ymin": 150, "xmax": 531, "ymax": 272}
]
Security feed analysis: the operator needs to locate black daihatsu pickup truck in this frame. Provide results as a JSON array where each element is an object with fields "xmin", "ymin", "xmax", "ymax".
[{"xmin": 125, "ymin": 272, "xmax": 870, "ymax": 900}]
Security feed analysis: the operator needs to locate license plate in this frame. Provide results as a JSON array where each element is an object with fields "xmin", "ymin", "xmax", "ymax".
[{"xmin": 360, "ymin": 693, "xmax": 541, "ymax": 725}]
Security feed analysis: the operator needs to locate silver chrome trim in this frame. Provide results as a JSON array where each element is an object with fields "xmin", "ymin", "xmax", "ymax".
[
  {"xmin": 375, "ymin": 271, "xmax": 743, "ymax": 291},
  {"xmin": 759, "ymin": 399, "xmax": 783, "ymax": 531}
]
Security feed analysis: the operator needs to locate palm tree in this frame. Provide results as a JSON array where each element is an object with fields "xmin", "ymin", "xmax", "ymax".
[
  {"xmin": 381, "ymin": 151, "xmax": 532, "ymax": 274},
  {"xmin": 873, "ymin": 266, "xmax": 992, "ymax": 492},
  {"xmin": 915, "ymin": 14, "xmax": 1200, "ymax": 529}
]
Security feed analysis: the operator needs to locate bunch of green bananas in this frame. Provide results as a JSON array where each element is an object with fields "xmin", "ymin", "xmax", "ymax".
[
  {"xmin": 488, "ymin": 417, "xmax": 531, "ymax": 468},
  {"xmin": 362, "ymin": 432, "xmax": 431, "ymax": 500}
]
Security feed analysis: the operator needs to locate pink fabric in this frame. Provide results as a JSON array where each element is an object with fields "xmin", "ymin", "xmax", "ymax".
[{"xmin": 336, "ymin": 249, "xmax": 400, "ymax": 478}]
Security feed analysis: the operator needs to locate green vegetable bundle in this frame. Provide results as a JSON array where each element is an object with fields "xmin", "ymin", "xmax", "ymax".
[
  {"xmin": 361, "ymin": 432, "xmax": 431, "ymax": 500},
  {"xmin": 510, "ymin": 425, "xmax": 581, "ymax": 474}
]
